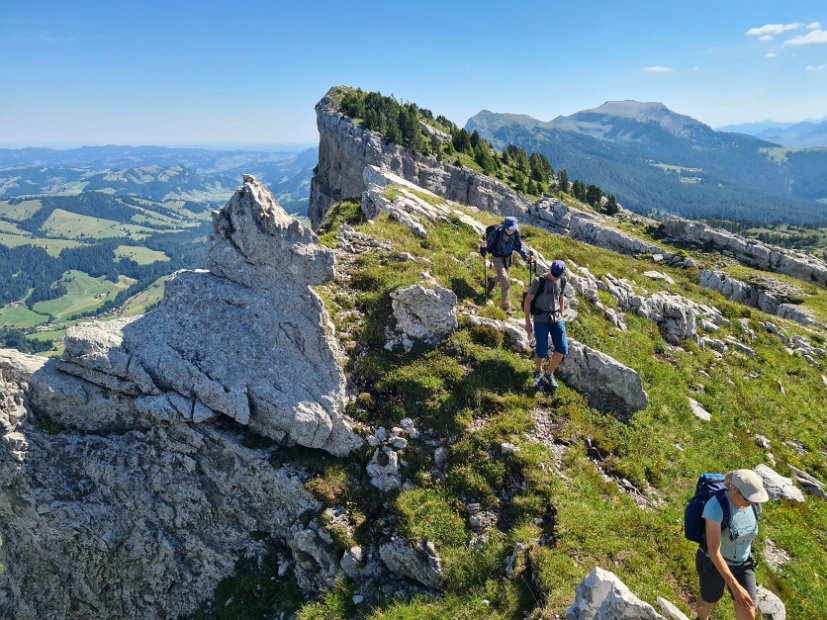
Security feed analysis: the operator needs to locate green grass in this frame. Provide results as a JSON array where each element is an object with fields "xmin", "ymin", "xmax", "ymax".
[
  {"xmin": 0, "ymin": 198, "xmax": 43, "ymax": 221},
  {"xmin": 32, "ymin": 270, "xmax": 135, "ymax": 320},
  {"xmin": 0, "ymin": 232, "xmax": 83, "ymax": 257},
  {"xmin": 117, "ymin": 276, "xmax": 168, "ymax": 317},
  {"xmin": 0, "ymin": 301, "xmax": 50, "ymax": 329},
  {"xmin": 40, "ymin": 208, "xmax": 155, "ymax": 240},
  {"xmin": 114, "ymin": 245, "xmax": 170, "ymax": 265}
]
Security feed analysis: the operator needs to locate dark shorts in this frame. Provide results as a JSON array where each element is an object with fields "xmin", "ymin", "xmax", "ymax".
[
  {"xmin": 696, "ymin": 548, "xmax": 757, "ymax": 604},
  {"xmin": 534, "ymin": 320, "xmax": 568, "ymax": 358}
]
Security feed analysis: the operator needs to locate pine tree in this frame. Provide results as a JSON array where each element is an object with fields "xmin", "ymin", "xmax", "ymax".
[
  {"xmin": 558, "ymin": 168, "xmax": 569, "ymax": 194},
  {"xmin": 606, "ymin": 194, "xmax": 619, "ymax": 215}
]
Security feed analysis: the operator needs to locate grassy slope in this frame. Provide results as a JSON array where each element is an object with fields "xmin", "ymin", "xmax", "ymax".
[
  {"xmin": 114, "ymin": 245, "xmax": 170, "ymax": 265},
  {"xmin": 32, "ymin": 270, "xmax": 135, "ymax": 320},
  {"xmin": 198, "ymin": 199, "xmax": 826, "ymax": 620},
  {"xmin": 40, "ymin": 208, "xmax": 154, "ymax": 240}
]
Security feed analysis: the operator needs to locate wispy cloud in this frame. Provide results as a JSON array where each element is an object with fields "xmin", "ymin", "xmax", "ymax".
[
  {"xmin": 807, "ymin": 22, "xmax": 821, "ymax": 30},
  {"xmin": 746, "ymin": 23, "xmax": 800, "ymax": 37},
  {"xmin": 644, "ymin": 66, "xmax": 673, "ymax": 73},
  {"xmin": 806, "ymin": 64, "xmax": 826, "ymax": 71},
  {"xmin": 784, "ymin": 29, "xmax": 827, "ymax": 46},
  {"xmin": 766, "ymin": 52, "xmax": 778, "ymax": 58},
  {"xmin": 759, "ymin": 34, "xmax": 774, "ymax": 41}
]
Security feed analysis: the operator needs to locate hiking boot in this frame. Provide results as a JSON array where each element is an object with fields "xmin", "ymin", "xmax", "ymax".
[
  {"xmin": 544, "ymin": 374, "xmax": 558, "ymax": 390},
  {"xmin": 533, "ymin": 371, "xmax": 545, "ymax": 389}
]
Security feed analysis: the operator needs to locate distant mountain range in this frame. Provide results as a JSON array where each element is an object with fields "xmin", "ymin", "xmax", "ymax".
[
  {"xmin": 467, "ymin": 101, "xmax": 827, "ymax": 225},
  {"xmin": 0, "ymin": 145, "xmax": 316, "ymax": 214},
  {"xmin": 717, "ymin": 117, "xmax": 827, "ymax": 149}
]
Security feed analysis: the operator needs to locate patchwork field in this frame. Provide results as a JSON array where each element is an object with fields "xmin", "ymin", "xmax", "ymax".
[
  {"xmin": 40, "ymin": 208, "xmax": 155, "ymax": 240},
  {"xmin": 114, "ymin": 245, "xmax": 170, "ymax": 265},
  {"xmin": 32, "ymin": 270, "xmax": 135, "ymax": 321}
]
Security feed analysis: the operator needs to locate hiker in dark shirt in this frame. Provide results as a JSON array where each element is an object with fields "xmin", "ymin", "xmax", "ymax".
[
  {"xmin": 479, "ymin": 216, "xmax": 531, "ymax": 313},
  {"xmin": 523, "ymin": 259, "xmax": 568, "ymax": 390}
]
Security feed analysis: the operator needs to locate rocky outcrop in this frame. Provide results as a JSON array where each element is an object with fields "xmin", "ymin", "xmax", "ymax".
[
  {"xmin": 566, "ymin": 567, "xmax": 664, "ymax": 619},
  {"xmin": 664, "ymin": 217, "xmax": 827, "ymax": 287},
  {"xmin": 391, "ymin": 283, "xmax": 458, "ymax": 343},
  {"xmin": 0, "ymin": 177, "xmax": 361, "ymax": 620},
  {"xmin": 55, "ymin": 176, "xmax": 360, "ymax": 457},
  {"xmin": 602, "ymin": 274, "xmax": 727, "ymax": 343},
  {"xmin": 378, "ymin": 536, "xmax": 443, "ymax": 589},
  {"xmin": 755, "ymin": 464, "xmax": 805, "ymax": 503},
  {"xmin": 1, "ymin": 349, "xmax": 327, "ymax": 620},
  {"xmin": 309, "ymin": 87, "xmax": 529, "ymax": 228},
  {"xmin": 361, "ymin": 165, "xmax": 485, "ymax": 239},
  {"xmin": 530, "ymin": 199, "xmax": 662, "ymax": 256},
  {"xmin": 558, "ymin": 341, "xmax": 650, "ymax": 419},
  {"xmin": 699, "ymin": 270, "xmax": 824, "ymax": 328}
]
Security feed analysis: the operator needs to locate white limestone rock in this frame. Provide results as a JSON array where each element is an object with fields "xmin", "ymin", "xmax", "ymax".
[
  {"xmin": 688, "ymin": 398, "xmax": 711, "ymax": 421},
  {"xmin": 754, "ymin": 464, "xmax": 805, "ymax": 503},
  {"xmin": 557, "ymin": 340, "xmax": 650, "ymax": 420},
  {"xmin": 656, "ymin": 597, "xmax": 690, "ymax": 620},
  {"xmin": 51, "ymin": 177, "xmax": 361, "ymax": 457},
  {"xmin": 379, "ymin": 536, "xmax": 443, "ymax": 589},
  {"xmin": 789, "ymin": 465, "xmax": 827, "ymax": 499},
  {"xmin": 756, "ymin": 586, "xmax": 786, "ymax": 620},
  {"xmin": 565, "ymin": 567, "xmax": 664, "ymax": 619},
  {"xmin": 665, "ymin": 217, "xmax": 827, "ymax": 287},
  {"xmin": 367, "ymin": 447, "xmax": 402, "ymax": 492},
  {"xmin": 391, "ymin": 283, "xmax": 458, "ymax": 343}
]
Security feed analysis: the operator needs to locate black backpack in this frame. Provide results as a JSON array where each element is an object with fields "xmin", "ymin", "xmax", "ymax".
[
  {"xmin": 684, "ymin": 473, "xmax": 760, "ymax": 546},
  {"xmin": 480, "ymin": 224, "xmax": 501, "ymax": 256}
]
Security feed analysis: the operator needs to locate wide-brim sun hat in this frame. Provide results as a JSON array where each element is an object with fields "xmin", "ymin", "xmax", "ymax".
[
  {"xmin": 502, "ymin": 216, "xmax": 518, "ymax": 231},
  {"xmin": 731, "ymin": 469, "xmax": 769, "ymax": 503}
]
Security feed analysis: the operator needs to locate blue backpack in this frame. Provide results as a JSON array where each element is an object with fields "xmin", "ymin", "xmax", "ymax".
[{"xmin": 684, "ymin": 473, "xmax": 760, "ymax": 546}]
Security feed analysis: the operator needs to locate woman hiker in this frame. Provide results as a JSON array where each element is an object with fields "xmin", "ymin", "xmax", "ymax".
[{"xmin": 696, "ymin": 469, "xmax": 769, "ymax": 620}]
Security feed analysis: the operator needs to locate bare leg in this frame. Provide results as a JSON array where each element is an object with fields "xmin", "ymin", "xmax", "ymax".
[
  {"xmin": 545, "ymin": 352, "xmax": 565, "ymax": 375},
  {"xmin": 696, "ymin": 599, "xmax": 715, "ymax": 620},
  {"xmin": 734, "ymin": 599, "xmax": 756, "ymax": 620},
  {"xmin": 535, "ymin": 358, "xmax": 545, "ymax": 373}
]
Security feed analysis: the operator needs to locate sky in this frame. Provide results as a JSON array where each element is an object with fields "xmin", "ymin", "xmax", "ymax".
[{"xmin": 1, "ymin": 0, "xmax": 825, "ymax": 147}]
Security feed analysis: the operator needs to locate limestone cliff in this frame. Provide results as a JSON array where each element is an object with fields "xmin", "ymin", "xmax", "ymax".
[
  {"xmin": 0, "ymin": 176, "xmax": 360, "ymax": 619},
  {"xmin": 309, "ymin": 87, "xmax": 531, "ymax": 229}
]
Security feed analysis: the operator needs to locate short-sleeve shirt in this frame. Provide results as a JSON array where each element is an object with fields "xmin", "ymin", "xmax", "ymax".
[
  {"xmin": 702, "ymin": 494, "xmax": 758, "ymax": 565},
  {"xmin": 527, "ymin": 276, "xmax": 566, "ymax": 324}
]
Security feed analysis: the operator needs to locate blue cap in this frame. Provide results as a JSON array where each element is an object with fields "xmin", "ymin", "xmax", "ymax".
[
  {"xmin": 550, "ymin": 260, "xmax": 566, "ymax": 277},
  {"xmin": 502, "ymin": 216, "xmax": 518, "ymax": 231}
]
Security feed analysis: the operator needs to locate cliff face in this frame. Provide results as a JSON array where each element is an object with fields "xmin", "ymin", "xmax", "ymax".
[
  {"xmin": 0, "ymin": 176, "xmax": 360, "ymax": 620},
  {"xmin": 308, "ymin": 88, "xmax": 531, "ymax": 229}
]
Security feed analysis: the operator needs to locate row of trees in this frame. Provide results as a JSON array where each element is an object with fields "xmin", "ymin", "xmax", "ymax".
[{"xmin": 338, "ymin": 89, "xmax": 621, "ymax": 214}]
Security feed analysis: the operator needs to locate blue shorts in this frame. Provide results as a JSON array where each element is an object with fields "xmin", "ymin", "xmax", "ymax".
[{"xmin": 534, "ymin": 320, "xmax": 568, "ymax": 358}]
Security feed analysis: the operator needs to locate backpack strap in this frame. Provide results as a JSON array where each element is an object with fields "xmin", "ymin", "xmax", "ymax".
[{"xmin": 716, "ymin": 488, "xmax": 732, "ymax": 532}]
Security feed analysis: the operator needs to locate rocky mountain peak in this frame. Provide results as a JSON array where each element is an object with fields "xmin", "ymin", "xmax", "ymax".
[{"xmin": 210, "ymin": 172, "xmax": 335, "ymax": 288}]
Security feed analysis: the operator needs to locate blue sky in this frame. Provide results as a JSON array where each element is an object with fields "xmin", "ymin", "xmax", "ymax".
[{"xmin": 1, "ymin": 0, "xmax": 825, "ymax": 147}]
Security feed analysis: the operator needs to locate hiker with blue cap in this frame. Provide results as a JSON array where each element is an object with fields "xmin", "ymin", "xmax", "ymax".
[
  {"xmin": 523, "ymin": 259, "xmax": 569, "ymax": 390},
  {"xmin": 478, "ymin": 216, "xmax": 532, "ymax": 313}
]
